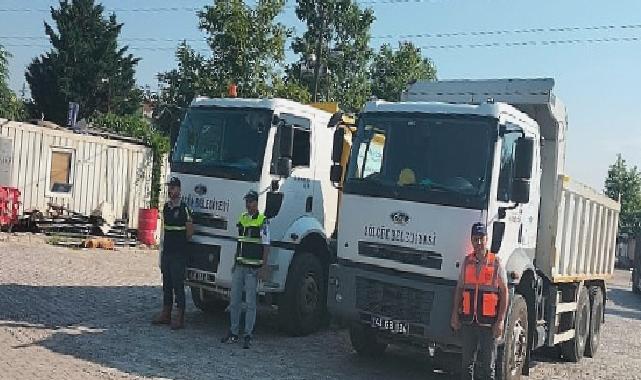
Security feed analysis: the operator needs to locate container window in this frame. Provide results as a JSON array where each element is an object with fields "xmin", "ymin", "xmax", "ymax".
[{"xmin": 50, "ymin": 150, "xmax": 73, "ymax": 193}]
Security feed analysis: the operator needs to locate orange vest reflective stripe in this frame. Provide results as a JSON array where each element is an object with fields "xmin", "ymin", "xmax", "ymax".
[{"xmin": 459, "ymin": 252, "xmax": 500, "ymax": 326}]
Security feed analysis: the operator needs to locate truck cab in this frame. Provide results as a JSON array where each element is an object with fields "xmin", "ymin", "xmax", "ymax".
[
  {"xmin": 328, "ymin": 99, "xmax": 539, "ymax": 343},
  {"xmin": 328, "ymin": 79, "xmax": 619, "ymax": 378},
  {"xmin": 170, "ymin": 97, "xmax": 338, "ymax": 335}
]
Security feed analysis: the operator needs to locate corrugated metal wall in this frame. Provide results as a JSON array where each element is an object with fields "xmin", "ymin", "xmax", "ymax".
[{"xmin": 0, "ymin": 120, "xmax": 154, "ymax": 228}]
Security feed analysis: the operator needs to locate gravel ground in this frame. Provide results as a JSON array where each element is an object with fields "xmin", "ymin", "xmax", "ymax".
[{"xmin": 1, "ymin": 234, "xmax": 640, "ymax": 379}]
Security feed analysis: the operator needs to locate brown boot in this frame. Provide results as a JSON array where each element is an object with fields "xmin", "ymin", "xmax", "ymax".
[
  {"xmin": 171, "ymin": 308, "xmax": 185, "ymax": 330},
  {"xmin": 152, "ymin": 305, "xmax": 172, "ymax": 325}
]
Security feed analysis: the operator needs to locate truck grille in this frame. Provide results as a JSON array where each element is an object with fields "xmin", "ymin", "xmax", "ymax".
[
  {"xmin": 355, "ymin": 276, "xmax": 434, "ymax": 325},
  {"xmin": 358, "ymin": 241, "xmax": 442, "ymax": 270},
  {"xmin": 187, "ymin": 243, "xmax": 221, "ymax": 273},
  {"xmin": 192, "ymin": 212, "xmax": 228, "ymax": 230}
]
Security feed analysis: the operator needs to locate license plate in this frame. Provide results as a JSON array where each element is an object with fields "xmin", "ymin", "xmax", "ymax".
[
  {"xmin": 371, "ymin": 315, "xmax": 408, "ymax": 334},
  {"xmin": 187, "ymin": 269, "xmax": 215, "ymax": 283}
]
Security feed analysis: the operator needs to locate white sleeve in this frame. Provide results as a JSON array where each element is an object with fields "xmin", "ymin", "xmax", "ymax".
[{"xmin": 261, "ymin": 222, "xmax": 271, "ymax": 245}]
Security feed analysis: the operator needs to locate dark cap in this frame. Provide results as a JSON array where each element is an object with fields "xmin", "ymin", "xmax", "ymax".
[
  {"xmin": 243, "ymin": 190, "xmax": 259, "ymax": 202},
  {"xmin": 167, "ymin": 177, "xmax": 181, "ymax": 187},
  {"xmin": 471, "ymin": 222, "xmax": 487, "ymax": 236}
]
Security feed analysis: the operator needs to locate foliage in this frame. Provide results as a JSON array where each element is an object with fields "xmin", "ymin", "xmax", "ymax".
[
  {"xmin": 371, "ymin": 42, "xmax": 437, "ymax": 102},
  {"xmin": 605, "ymin": 154, "xmax": 641, "ymax": 235},
  {"xmin": 271, "ymin": 77, "xmax": 312, "ymax": 103},
  {"xmin": 25, "ymin": 0, "xmax": 141, "ymax": 125},
  {"xmin": 0, "ymin": 46, "xmax": 26, "ymax": 121},
  {"xmin": 158, "ymin": 0, "xmax": 289, "ymax": 106},
  {"xmin": 289, "ymin": 0, "xmax": 375, "ymax": 111}
]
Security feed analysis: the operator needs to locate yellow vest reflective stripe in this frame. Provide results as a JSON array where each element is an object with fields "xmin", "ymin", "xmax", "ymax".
[
  {"xmin": 237, "ymin": 236, "xmax": 262, "ymax": 244},
  {"xmin": 164, "ymin": 225, "xmax": 186, "ymax": 231},
  {"xmin": 236, "ymin": 257, "xmax": 263, "ymax": 266}
]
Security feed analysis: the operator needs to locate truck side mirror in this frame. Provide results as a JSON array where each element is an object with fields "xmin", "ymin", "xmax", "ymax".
[
  {"xmin": 276, "ymin": 124, "xmax": 294, "ymax": 178},
  {"xmin": 279, "ymin": 124, "xmax": 294, "ymax": 158},
  {"xmin": 276, "ymin": 157, "xmax": 292, "ymax": 178},
  {"xmin": 265, "ymin": 191, "xmax": 284, "ymax": 219},
  {"xmin": 512, "ymin": 179, "xmax": 530, "ymax": 204},
  {"xmin": 491, "ymin": 221, "xmax": 506, "ymax": 253},
  {"xmin": 511, "ymin": 137, "xmax": 534, "ymax": 204},
  {"xmin": 331, "ymin": 127, "xmax": 345, "ymax": 163},
  {"xmin": 514, "ymin": 137, "xmax": 534, "ymax": 180},
  {"xmin": 330, "ymin": 163, "xmax": 343, "ymax": 183}
]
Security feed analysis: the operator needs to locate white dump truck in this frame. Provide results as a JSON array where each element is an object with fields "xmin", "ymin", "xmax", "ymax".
[
  {"xmin": 170, "ymin": 97, "xmax": 341, "ymax": 336},
  {"xmin": 326, "ymin": 78, "xmax": 620, "ymax": 378}
]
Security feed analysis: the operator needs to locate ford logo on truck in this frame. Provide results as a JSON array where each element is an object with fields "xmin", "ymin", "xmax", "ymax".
[
  {"xmin": 390, "ymin": 211, "xmax": 410, "ymax": 225},
  {"xmin": 194, "ymin": 184, "xmax": 207, "ymax": 196}
]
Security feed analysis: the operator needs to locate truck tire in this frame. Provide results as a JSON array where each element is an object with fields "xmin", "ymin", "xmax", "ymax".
[
  {"xmin": 561, "ymin": 285, "xmax": 590, "ymax": 362},
  {"xmin": 279, "ymin": 252, "xmax": 326, "ymax": 336},
  {"xmin": 497, "ymin": 294, "xmax": 528, "ymax": 380},
  {"xmin": 190, "ymin": 286, "xmax": 227, "ymax": 314},
  {"xmin": 349, "ymin": 323, "xmax": 388, "ymax": 357},
  {"xmin": 585, "ymin": 286, "xmax": 604, "ymax": 358}
]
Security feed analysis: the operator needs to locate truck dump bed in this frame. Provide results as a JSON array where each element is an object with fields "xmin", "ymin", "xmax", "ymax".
[
  {"xmin": 544, "ymin": 176, "xmax": 620, "ymax": 282},
  {"xmin": 404, "ymin": 78, "xmax": 620, "ymax": 283}
]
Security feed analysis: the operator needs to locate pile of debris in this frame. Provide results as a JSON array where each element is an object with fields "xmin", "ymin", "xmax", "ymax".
[{"xmin": 22, "ymin": 202, "xmax": 138, "ymax": 248}]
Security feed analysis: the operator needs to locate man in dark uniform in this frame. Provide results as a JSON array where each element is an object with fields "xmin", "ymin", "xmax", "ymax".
[
  {"xmin": 152, "ymin": 177, "xmax": 193, "ymax": 330},
  {"xmin": 450, "ymin": 223, "xmax": 509, "ymax": 380},
  {"xmin": 221, "ymin": 190, "xmax": 270, "ymax": 349}
]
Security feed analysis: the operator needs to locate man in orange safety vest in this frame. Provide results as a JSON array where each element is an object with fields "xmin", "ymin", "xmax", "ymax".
[{"xmin": 450, "ymin": 222, "xmax": 509, "ymax": 380}]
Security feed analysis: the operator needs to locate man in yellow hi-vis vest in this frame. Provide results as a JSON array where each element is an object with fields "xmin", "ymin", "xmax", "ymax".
[{"xmin": 221, "ymin": 190, "xmax": 270, "ymax": 349}]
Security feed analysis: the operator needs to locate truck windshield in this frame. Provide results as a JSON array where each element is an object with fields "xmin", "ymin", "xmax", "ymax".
[
  {"xmin": 344, "ymin": 113, "xmax": 496, "ymax": 209},
  {"xmin": 171, "ymin": 107, "xmax": 273, "ymax": 181}
]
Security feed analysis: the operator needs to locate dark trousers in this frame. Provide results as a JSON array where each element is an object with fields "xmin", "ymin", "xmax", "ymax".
[
  {"xmin": 461, "ymin": 324, "xmax": 497, "ymax": 380},
  {"xmin": 161, "ymin": 252, "xmax": 186, "ymax": 310}
]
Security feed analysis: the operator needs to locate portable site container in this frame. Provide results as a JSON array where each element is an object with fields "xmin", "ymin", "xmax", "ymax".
[{"xmin": 0, "ymin": 119, "xmax": 154, "ymax": 228}]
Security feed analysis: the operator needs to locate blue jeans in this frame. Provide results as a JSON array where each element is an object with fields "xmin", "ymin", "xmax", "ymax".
[
  {"xmin": 229, "ymin": 265, "xmax": 259, "ymax": 337},
  {"xmin": 461, "ymin": 325, "xmax": 497, "ymax": 380}
]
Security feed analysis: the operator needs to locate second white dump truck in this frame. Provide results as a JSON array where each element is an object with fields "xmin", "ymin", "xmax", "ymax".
[{"xmin": 327, "ymin": 78, "xmax": 620, "ymax": 379}]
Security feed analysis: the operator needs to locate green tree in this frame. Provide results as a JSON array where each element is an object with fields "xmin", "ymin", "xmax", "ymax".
[
  {"xmin": 157, "ymin": 1, "xmax": 290, "ymax": 142},
  {"xmin": 290, "ymin": 0, "xmax": 375, "ymax": 111},
  {"xmin": 25, "ymin": 0, "xmax": 141, "ymax": 125},
  {"xmin": 371, "ymin": 42, "xmax": 437, "ymax": 102},
  {"xmin": 197, "ymin": 0, "xmax": 289, "ymax": 97},
  {"xmin": 0, "ymin": 46, "xmax": 26, "ymax": 120},
  {"xmin": 605, "ymin": 154, "xmax": 641, "ymax": 234},
  {"xmin": 271, "ymin": 77, "xmax": 312, "ymax": 103},
  {"xmin": 157, "ymin": 43, "xmax": 215, "ymax": 111}
]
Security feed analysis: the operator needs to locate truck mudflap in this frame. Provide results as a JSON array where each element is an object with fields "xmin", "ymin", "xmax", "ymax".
[{"xmin": 328, "ymin": 260, "xmax": 462, "ymax": 350}]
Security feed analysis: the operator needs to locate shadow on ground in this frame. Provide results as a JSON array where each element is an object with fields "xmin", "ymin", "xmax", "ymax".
[{"xmin": 0, "ymin": 284, "xmax": 451, "ymax": 380}]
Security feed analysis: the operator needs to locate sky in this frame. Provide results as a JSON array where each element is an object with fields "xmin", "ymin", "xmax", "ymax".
[{"xmin": 1, "ymin": 0, "xmax": 640, "ymax": 190}]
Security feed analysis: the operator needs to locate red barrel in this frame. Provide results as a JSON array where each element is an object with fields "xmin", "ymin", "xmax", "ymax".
[{"xmin": 138, "ymin": 208, "xmax": 159, "ymax": 245}]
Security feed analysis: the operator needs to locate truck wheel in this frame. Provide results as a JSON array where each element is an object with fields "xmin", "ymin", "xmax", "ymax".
[
  {"xmin": 561, "ymin": 285, "xmax": 590, "ymax": 362},
  {"xmin": 190, "ymin": 287, "xmax": 227, "ymax": 314},
  {"xmin": 497, "ymin": 294, "xmax": 528, "ymax": 380},
  {"xmin": 585, "ymin": 286, "xmax": 604, "ymax": 358},
  {"xmin": 279, "ymin": 252, "xmax": 326, "ymax": 336},
  {"xmin": 349, "ymin": 324, "xmax": 387, "ymax": 357}
]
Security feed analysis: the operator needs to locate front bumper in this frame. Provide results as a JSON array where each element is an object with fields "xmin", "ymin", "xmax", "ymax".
[{"xmin": 327, "ymin": 260, "xmax": 462, "ymax": 350}]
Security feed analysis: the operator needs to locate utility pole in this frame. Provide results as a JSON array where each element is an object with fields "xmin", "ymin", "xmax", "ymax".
[{"xmin": 312, "ymin": 2, "xmax": 325, "ymax": 102}]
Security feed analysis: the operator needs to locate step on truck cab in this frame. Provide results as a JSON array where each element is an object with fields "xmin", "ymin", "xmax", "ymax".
[
  {"xmin": 170, "ymin": 97, "xmax": 339, "ymax": 336},
  {"xmin": 327, "ymin": 78, "xmax": 620, "ymax": 378}
]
